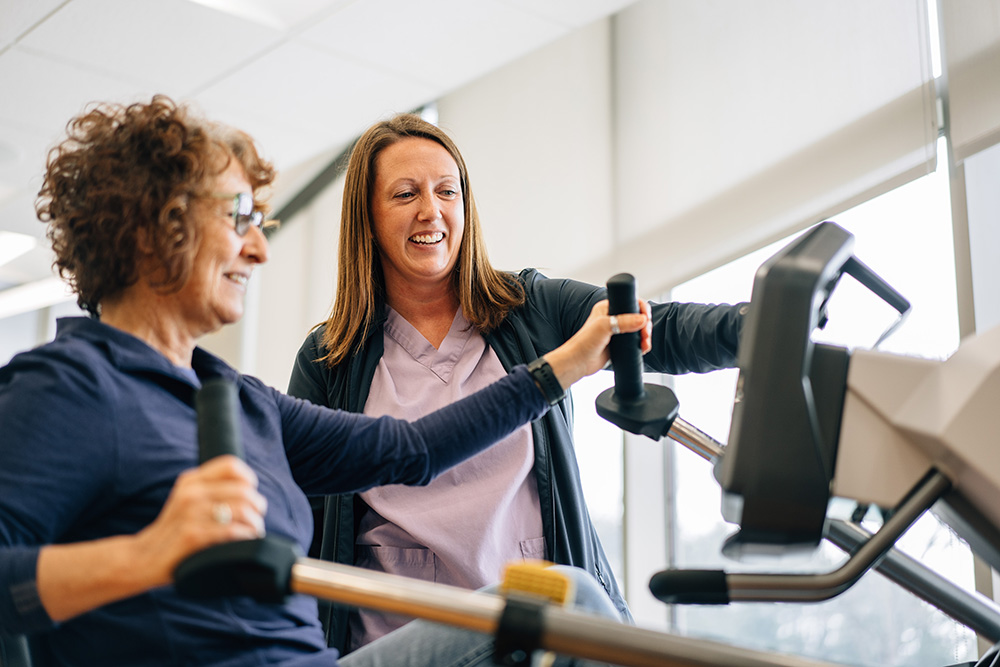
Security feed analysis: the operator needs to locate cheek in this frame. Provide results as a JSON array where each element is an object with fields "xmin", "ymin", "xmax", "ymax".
[
  {"xmin": 372, "ymin": 210, "xmax": 399, "ymax": 246},
  {"xmin": 448, "ymin": 205, "xmax": 465, "ymax": 237}
]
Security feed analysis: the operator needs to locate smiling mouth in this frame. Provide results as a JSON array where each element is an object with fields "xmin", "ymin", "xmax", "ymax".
[
  {"xmin": 224, "ymin": 272, "xmax": 249, "ymax": 287},
  {"xmin": 409, "ymin": 232, "xmax": 444, "ymax": 245}
]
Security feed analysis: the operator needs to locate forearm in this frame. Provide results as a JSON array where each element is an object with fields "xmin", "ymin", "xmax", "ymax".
[
  {"xmin": 543, "ymin": 344, "xmax": 591, "ymax": 394},
  {"xmin": 36, "ymin": 534, "xmax": 163, "ymax": 623},
  {"xmin": 648, "ymin": 301, "xmax": 747, "ymax": 373}
]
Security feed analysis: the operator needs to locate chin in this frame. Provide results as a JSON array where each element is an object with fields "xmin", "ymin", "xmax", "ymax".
[{"xmin": 213, "ymin": 305, "xmax": 244, "ymax": 328}]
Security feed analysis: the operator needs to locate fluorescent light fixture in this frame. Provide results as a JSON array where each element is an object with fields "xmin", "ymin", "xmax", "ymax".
[
  {"xmin": 0, "ymin": 276, "xmax": 74, "ymax": 320},
  {"xmin": 0, "ymin": 231, "xmax": 37, "ymax": 268}
]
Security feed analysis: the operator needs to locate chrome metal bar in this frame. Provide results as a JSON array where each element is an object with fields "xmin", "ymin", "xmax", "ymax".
[
  {"xmin": 292, "ymin": 559, "xmax": 502, "ymax": 634},
  {"xmin": 667, "ymin": 417, "xmax": 725, "ymax": 462},
  {"xmin": 826, "ymin": 518, "xmax": 1000, "ymax": 642},
  {"xmin": 290, "ymin": 559, "xmax": 844, "ymax": 667},
  {"xmin": 727, "ymin": 470, "xmax": 952, "ymax": 602}
]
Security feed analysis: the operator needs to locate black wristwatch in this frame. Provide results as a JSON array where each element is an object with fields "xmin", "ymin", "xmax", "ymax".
[{"xmin": 527, "ymin": 357, "xmax": 566, "ymax": 406}]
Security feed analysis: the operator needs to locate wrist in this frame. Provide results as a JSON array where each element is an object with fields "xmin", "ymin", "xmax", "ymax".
[{"xmin": 527, "ymin": 357, "xmax": 566, "ymax": 406}]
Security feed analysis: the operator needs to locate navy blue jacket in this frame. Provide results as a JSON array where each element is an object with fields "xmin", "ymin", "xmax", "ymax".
[
  {"xmin": 0, "ymin": 317, "xmax": 549, "ymax": 665},
  {"xmin": 288, "ymin": 269, "xmax": 746, "ymax": 652}
]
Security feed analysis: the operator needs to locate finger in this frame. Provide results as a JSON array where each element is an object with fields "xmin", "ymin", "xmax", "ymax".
[
  {"xmin": 638, "ymin": 298, "xmax": 653, "ymax": 319},
  {"xmin": 207, "ymin": 481, "xmax": 269, "ymax": 515},
  {"xmin": 636, "ymin": 299, "xmax": 653, "ymax": 353},
  {"xmin": 611, "ymin": 312, "xmax": 648, "ymax": 333},
  {"xmin": 207, "ymin": 499, "xmax": 267, "ymax": 537}
]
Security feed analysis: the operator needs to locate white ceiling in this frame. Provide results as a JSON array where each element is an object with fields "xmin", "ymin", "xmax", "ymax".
[{"xmin": 0, "ymin": 0, "xmax": 637, "ymax": 303}]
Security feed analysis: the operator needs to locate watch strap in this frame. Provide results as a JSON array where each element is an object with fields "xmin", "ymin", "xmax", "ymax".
[{"xmin": 527, "ymin": 357, "xmax": 565, "ymax": 406}]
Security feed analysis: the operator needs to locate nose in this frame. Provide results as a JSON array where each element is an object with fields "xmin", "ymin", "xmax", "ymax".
[
  {"xmin": 241, "ymin": 224, "xmax": 270, "ymax": 264},
  {"xmin": 417, "ymin": 191, "xmax": 441, "ymax": 222}
]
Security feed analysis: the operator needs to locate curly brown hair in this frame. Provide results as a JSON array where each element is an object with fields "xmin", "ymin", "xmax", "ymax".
[{"xmin": 36, "ymin": 95, "xmax": 275, "ymax": 316}]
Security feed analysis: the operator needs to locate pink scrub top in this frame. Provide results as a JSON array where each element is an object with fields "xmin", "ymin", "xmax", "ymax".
[{"xmin": 350, "ymin": 307, "xmax": 544, "ymax": 649}]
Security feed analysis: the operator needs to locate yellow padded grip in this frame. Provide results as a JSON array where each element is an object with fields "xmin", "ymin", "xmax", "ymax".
[{"xmin": 499, "ymin": 560, "xmax": 574, "ymax": 606}]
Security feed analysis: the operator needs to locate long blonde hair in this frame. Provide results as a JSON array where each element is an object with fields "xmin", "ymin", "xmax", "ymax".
[{"xmin": 319, "ymin": 114, "xmax": 524, "ymax": 366}]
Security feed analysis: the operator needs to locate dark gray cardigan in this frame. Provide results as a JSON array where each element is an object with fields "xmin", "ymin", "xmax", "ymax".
[{"xmin": 288, "ymin": 268, "xmax": 746, "ymax": 652}]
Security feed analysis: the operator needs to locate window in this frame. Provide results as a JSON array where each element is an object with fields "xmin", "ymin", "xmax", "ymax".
[
  {"xmin": 572, "ymin": 373, "xmax": 625, "ymax": 577},
  {"xmin": 664, "ymin": 136, "xmax": 974, "ymax": 665}
]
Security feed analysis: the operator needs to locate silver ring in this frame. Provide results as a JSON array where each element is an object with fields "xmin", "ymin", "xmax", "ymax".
[
  {"xmin": 609, "ymin": 315, "xmax": 621, "ymax": 335},
  {"xmin": 211, "ymin": 502, "xmax": 233, "ymax": 525}
]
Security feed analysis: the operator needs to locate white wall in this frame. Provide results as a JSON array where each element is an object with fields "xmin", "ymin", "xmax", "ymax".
[
  {"xmin": 436, "ymin": 17, "xmax": 616, "ymax": 280},
  {"xmin": 246, "ymin": 178, "xmax": 343, "ymax": 390}
]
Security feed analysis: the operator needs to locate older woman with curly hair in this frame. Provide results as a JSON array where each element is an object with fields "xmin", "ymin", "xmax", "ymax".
[{"xmin": 0, "ymin": 96, "xmax": 650, "ymax": 666}]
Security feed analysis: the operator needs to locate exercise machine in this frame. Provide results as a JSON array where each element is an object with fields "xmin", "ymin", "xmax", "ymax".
[
  {"xmin": 171, "ymin": 221, "xmax": 1000, "ymax": 666},
  {"xmin": 598, "ymin": 222, "xmax": 1000, "ymax": 663},
  {"xmin": 168, "ymin": 376, "xmax": 852, "ymax": 667}
]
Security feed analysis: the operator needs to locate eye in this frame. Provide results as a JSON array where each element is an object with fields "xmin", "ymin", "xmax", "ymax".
[{"xmin": 394, "ymin": 191, "xmax": 415, "ymax": 200}]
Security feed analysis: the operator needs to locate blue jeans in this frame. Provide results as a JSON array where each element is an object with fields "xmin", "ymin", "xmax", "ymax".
[{"xmin": 339, "ymin": 566, "xmax": 621, "ymax": 667}]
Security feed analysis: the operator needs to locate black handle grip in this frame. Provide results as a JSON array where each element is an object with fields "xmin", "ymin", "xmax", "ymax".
[
  {"xmin": 196, "ymin": 378, "xmax": 243, "ymax": 463},
  {"xmin": 178, "ymin": 378, "xmax": 299, "ymax": 603},
  {"xmin": 648, "ymin": 569, "xmax": 730, "ymax": 605},
  {"xmin": 605, "ymin": 273, "xmax": 644, "ymax": 401}
]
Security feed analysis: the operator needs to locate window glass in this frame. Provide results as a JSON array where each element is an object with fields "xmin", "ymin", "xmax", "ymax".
[
  {"xmin": 572, "ymin": 372, "xmax": 625, "ymax": 577},
  {"xmin": 666, "ymin": 137, "xmax": 976, "ymax": 665}
]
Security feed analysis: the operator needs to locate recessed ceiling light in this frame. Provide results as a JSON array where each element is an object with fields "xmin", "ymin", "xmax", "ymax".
[
  {"xmin": 0, "ymin": 276, "xmax": 74, "ymax": 320},
  {"xmin": 0, "ymin": 231, "xmax": 37, "ymax": 267}
]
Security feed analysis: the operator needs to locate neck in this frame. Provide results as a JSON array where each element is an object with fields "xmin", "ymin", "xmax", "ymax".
[
  {"xmin": 99, "ymin": 289, "xmax": 198, "ymax": 368},
  {"xmin": 384, "ymin": 278, "xmax": 461, "ymax": 349}
]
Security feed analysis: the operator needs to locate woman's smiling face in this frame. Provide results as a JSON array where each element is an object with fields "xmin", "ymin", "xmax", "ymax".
[
  {"xmin": 371, "ymin": 137, "xmax": 465, "ymax": 294},
  {"xmin": 172, "ymin": 160, "xmax": 269, "ymax": 337}
]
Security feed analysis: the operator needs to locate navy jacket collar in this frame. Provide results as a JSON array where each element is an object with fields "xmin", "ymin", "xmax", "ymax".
[{"xmin": 54, "ymin": 317, "xmax": 239, "ymax": 387}]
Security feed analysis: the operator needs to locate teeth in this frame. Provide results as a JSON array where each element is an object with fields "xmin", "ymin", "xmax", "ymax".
[
  {"xmin": 225, "ymin": 273, "xmax": 248, "ymax": 286},
  {"xmin": 410, "ymin": 232, "xmax": 444, "ymax": 245}
]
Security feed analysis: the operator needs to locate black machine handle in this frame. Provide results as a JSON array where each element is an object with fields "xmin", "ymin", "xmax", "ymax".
[
  {"xmin": 595, "ymin": 273, "xmax": 679, "ymax": 440},
  {"xmin": 605, "ymin": 273, "xmax": 645, "ymax": 401},
  {"xmin": 595, "ymin": 274, "xmax": 724, "ymax": 461},
  {"xmin": 195, "ymin": 377, "xmax": 244, "ymax": 462},
  {"xmin": 175, "ymin": 378, "xmax": 300, "ymax": 603}
]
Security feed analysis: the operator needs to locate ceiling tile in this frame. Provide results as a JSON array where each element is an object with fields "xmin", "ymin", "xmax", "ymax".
[
  {"xmin": 0, "ymin": 47, "xmax": 147, "ymax": 135},
  {"xmin": 0, "ymin": 189, "xmax": 45, "ymax": 241},
  {"xmin": 196, "ymin": 40, "xmax": 434, "ymax": 167},
  {"xmin": 17, "ymin": 0, "xmax": 286, "ymax": 93},
  {"xmin": 0, "ymin": 120, "xmax": 53, "ymax": 194},
  {"xmin": 185, "ymin": 0, "xmax": 355, "ymax": 31},
  {"xmin": 0, "ymin": 0, "xmax": 640, "ymax": 303},
  {"xmin": 298, "ymin": 0, "xmax": 567, "ymax": 91},
  {"xmin": 0, "ymin": 0, "xmax": 65, "ymax": 52}
]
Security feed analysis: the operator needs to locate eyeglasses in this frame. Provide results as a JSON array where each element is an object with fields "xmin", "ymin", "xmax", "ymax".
[{"xmin": 210, "ymin": 192, "xmax": 264, "ymax": 236}]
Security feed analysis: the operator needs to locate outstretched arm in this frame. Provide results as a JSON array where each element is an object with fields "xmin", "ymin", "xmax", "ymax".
[{"xmin": 283, "ymin": 300, "xmax": 652, "ymax": 496}]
